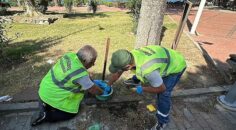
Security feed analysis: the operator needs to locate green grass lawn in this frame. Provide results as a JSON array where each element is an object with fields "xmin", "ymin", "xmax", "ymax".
[{"xmin": 0, "ymin": 11, "xmax": 224, "ymax": 97}]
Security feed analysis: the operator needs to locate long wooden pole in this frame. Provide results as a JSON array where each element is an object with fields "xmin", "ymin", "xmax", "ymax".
[
  {"xmin": 102, "ymin": 38, "xmax": 110, "ymax": 80},
  {"xmin": 172, "ymin": 1, "xmax": 192, "ymax": 50}
]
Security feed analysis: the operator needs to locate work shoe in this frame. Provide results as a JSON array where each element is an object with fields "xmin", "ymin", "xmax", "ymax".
[
  {"xmin": 123, "ymin": 76, "xmax": 140, "ymax": 86},
  {"xmin": 151, "ymin": 122, "xmax": 166, "ymax": 130},
  {"xmin": 31, "ymin": 111, "xmax": 46, "ymax": 127}
]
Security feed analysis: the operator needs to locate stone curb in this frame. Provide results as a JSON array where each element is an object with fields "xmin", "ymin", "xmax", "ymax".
[
  {"xmin": 172, "ymin": 85, "xmax": 231, "ymax": 97},
  {"xmin": 0, "ymin": 102, "xmax": 38, "ymax": 112},
  {"xmin": 0, "ymin": 85, "xmax": 231, "ymax": 112}
]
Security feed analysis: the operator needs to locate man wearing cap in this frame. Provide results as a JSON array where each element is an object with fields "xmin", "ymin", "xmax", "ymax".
[{"xmin": 108, "ymin": 45, "xmax": 186, "ymax": 130}]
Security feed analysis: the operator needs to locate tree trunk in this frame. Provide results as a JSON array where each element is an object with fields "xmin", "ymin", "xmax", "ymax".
[
  {"xmin": 24, "ymin": 0, "xmax": 42, "ymax": 16},
  {"xmin": 17, "ymin": 0, "xmax": 21, "ymax": 7},
  {"xmin": 135, "ymin": 0, "xmax": 167, "ymax": 48},
  {"xmin": 54, "ymin": 0, "xmax": 59, "ymax": 6}
]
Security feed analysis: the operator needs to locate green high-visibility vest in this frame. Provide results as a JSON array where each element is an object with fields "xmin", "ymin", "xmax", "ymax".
[
  {"xmin": 39, "ymin": 52, "xmax": 88, "ymax": 113},
  {"xmin": 131, "ymin": 45, "xmax": 186, "ymax": 83}
]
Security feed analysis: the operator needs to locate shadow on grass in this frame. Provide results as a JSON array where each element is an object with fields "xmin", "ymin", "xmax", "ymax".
[
  {"xmin": 63, "ymin": 12, "xmax": 109, "ymax": 19},
  {"xmin": 0, "ymin": 23, "xmax": 105, "ymax": 70},
  {"xmin": 0, "ymin": 36, "xmax": 62, "ymax": 68},
  {"xmin": 1, "ymin": 10, "xmax": 24, "ymax": 16},
  {"xmin": 160, "ymin": 26, "xmax": 167, "ymax": 43},
  {"xmin": 177, "ymin": 45, "xmax": 233, "ymax": 90}
]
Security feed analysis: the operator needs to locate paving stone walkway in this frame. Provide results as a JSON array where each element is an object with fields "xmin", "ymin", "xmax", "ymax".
[
  {"xmin": 168, "ymin": 7, "xmax": 236, "ymax": 81},
  {"xmin": 1, "ymin": 95, "xmax": 236, "ymax": 130}
]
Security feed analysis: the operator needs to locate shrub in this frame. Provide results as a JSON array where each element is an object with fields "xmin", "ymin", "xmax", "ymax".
[
  {"xmin": 0, "ymin": 1, "xmax": 10, "ymax": 15},
  {"xmin": 0, "ymin": 19, "xmax": 8, "ymax": 45},
  {"xmin": 105, "ymin": 2, "xmax": 113, "ymax": 7},
  {"xmin": 9, "ymin": 0, "xmax": 18, "ymax": 7},
  {"xmin": 73, "ymin": 0, "xmax": 88, "ymax": 6},
  {"xmin": 64, "ymin": 0, "xmax": 73, "ymax": 13},
  {"xmin": 0, "ymin": 18, "xmax": 9, "ymax": 58},
  {"xmin": 88, "ymin": 0, "xmax": 98, "ymax": 14},
  {"xmin": 35, "ymin": 0, "xmax": 49, "ymax": 14}
]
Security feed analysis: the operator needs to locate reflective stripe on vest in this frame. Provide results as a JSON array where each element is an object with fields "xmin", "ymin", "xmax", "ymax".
[
  {"xmin": 139, "ymin": 47, "xmax": 171, "ymax": 76},
  {"xmin": 162, "ymin": 47, "xmax": 170, "ymax": 76},
  {"xmin": 51, "ymin": 67, "xmax": 86, "ymax": 93}
]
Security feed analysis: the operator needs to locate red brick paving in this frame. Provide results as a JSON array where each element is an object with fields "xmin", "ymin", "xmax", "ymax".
[{"xmin": 168, "ymin": 7, "xmax": 236, "ymax": 74}]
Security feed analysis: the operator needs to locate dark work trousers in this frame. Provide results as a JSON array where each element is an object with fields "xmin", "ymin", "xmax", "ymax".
[
  {"xmin": 156, "ymin": 68, "xmax": 186, "ymax": 124},
  {"xmin": 38, "ymin": 99, "xmax": 77, "ymax": 122}
]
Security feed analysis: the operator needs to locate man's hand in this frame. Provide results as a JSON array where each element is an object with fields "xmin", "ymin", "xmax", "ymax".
[
  {"xmin": 131, "ymin": 85, "xmax": 143, "ymax": 94},
  {"xmin": 88, "ymin": 85, "xmax": 103, "ymax": 95},
  {"xmin": 93, "ymin": 80, "xmax": 111, "ymax": 95},
  {"xmin": 108, "ymin": 71, "xmax": 123, "ymax": 86},
  {"xmin": 93, "ymin": 80, "xmax": 106, "ymax": 88}
]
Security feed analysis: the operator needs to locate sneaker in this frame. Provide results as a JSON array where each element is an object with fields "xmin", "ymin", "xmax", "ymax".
[
  {"xmin": 31, "ymin": 111, "xmax": 46, "ymax": 126},
  {"xmin": 151, "ymin": 122, "xmax": 166, "ymax": 130},
  {"xmin": 123, "ymin": 76, "xmax": 140, "ymax": 86}
]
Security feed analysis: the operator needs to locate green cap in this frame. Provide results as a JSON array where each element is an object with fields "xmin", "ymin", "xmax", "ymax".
[{"xmin": 109, "ymin": 49, "xmax": 132, "ymax": 73}]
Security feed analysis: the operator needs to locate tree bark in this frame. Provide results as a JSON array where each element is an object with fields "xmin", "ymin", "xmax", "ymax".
[
  {"xmin": 17, "ymin": 0, "xmax": 21, "ymax": 7},
  {"xmin": 135, "ymin": 0, "xmax": 167, "ymax": 48},
  {"xmin": 24, "ymin": 0, "xmax": 42, "ymax": 16},
  {"xmin": 53, "ymin": 0, "xmax": 59, "ymax": 6}
]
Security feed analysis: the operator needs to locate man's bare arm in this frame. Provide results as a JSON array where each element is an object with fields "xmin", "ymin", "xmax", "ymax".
[
  {"xmin": 141, "ymin": 83, "xmax": 166, "ymax": 94},
  {"xmin": 107, "ymin": 71, "xmax": 123, "ymax": 86},
  {"xmin": 88, "ymin": 85, "xmax": 103, "ymax": 95}
]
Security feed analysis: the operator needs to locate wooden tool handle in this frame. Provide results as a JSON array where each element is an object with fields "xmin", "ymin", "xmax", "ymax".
[{"xmin": 102, "ymin": 38, "xmax": 110, "ymax": 80}]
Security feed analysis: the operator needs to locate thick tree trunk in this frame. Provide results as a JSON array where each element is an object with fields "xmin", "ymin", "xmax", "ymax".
[
  {"xmin": 24, "ymin": 0, "xmax": 42, "ymax": 16},
  {"xmin": 17, "ymin": 0, "xmax": 21, "ymax": 7},
  {"xmin": 135, "ymin": 0, "xmax": 167, "ymax": 48},
  {"xmin": 53, "ymin": 0, "xmax": 59, "ymax": 6}
]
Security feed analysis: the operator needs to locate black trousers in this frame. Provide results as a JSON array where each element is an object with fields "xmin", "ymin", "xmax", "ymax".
[{"xmin": 38, "ymin": 99, "xmax": 77, "ymax": 122}]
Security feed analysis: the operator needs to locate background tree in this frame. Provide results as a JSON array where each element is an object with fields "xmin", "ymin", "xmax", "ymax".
[
  {"xmin": 64, "ymin": 0, "xmax": 73, "ymax": 13},
  {"xmin": 135, "ymin": 0, "xmax": 167, "ymax": 48},
  {"xmin": 17, "ymin": 0, "xmax": 22, "ymax": 7},
  {"xmin": 53, "ymin": 0, "xmax": 59, "ymax": 6},
  {"xmin": 24, "ymin": 0, "xmax": 38, "ymax": 16},
  {"xmin": 35, "ymin": 0, "xmax": 49, "ymax": 13},
  {"xmin": 0, "ymin": 20, "xmax": 8, "ymax": 45},
  {"xmin": 88, "ymin": 0, "xmax": 98, "ymax": 14},
  {"xmin": 23, "ymin": 0, "xmax": 49, "ymax": 16},
  {"xmin": 0, "ymin": 19, "xmax": 9, "ymax": 59},
  {"xmin": 127, "ymin": 0, "xmax": 142, "ymax": 34}
]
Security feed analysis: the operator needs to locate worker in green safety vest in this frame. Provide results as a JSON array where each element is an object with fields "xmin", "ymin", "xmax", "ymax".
[
  {"xmin": 107, "ymin": 45, "xmax": 186, "ymax": 130},
  {"xmin": 31, "ymin": 45, "xmax": 106, "ymax": 126}
]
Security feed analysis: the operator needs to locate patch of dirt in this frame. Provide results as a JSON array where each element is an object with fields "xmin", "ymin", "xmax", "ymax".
[{"xmin": 76, "ymin": 102, "xmax": 157, "ymax": 130}]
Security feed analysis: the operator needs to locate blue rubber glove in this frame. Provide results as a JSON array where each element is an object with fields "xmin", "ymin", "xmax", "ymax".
[
  {"xmin": 103, "ymin": 90, "xmax": 109, "ymax": 95},
  {"xmin": 93, "ymin": 80, "xmax": 107, "ymax": 89},
  {"xmin": 104, "ymin": 86, "xmax": 111, "ymax": 93},
  {"xmin": 136, "ymin": 85, "xmax": 143, "ymax": 94},
  {"xmin": 103, "ymin": 85, "xmax": 111, "ymax": 96},
  {"xmin": 93, "ymin": 80, "xmax": 111, "ymax": 94}
]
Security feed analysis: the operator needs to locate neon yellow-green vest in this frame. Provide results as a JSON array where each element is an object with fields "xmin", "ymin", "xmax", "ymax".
[
  {"xmin": 39, "ymin": 52, "xmax": 88, "ymax": 113},
  {"xmin": 131, "ymin": 45, "xmax": 186, "ymax": 83}
]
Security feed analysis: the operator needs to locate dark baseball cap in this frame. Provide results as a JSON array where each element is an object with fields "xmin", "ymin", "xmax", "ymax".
[{"xmin": 109, "ymin": 49, "xmax": 132, "ymax": 73}]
